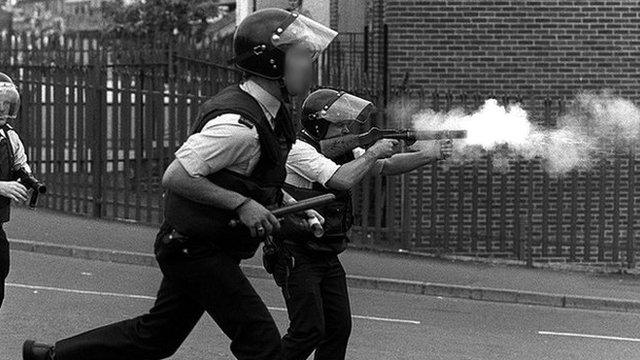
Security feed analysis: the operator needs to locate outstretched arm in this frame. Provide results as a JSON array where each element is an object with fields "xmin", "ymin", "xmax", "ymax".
[{"xmin": 378, "ymin": 140, "xmax": 453, "ymax": 176}]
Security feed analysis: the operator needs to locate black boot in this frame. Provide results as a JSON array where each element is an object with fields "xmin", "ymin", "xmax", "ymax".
[{"xmin": 23, "ymin": 340, "xmax": 54, "ymax": 360}]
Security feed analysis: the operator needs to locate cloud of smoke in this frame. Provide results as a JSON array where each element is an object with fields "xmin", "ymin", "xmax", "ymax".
[{"xmin": 408, "ymin": 91, "xmax": 640, "ymax": 175}]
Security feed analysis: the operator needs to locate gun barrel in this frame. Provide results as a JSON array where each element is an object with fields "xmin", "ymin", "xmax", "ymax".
[{"xmin": 412, "ymin": 130, "xmax": 467, "ymax": 140}]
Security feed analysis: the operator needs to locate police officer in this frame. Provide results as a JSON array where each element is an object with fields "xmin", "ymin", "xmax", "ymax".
[
  {"xmin": 22, "ymin": 9, "xmax": 336, "ymax": 360},
  {"xmin": 0, "ymin": 72, "xmax": 34, "ymax": 310},
  {"xmin": 274, "ymin": 89, "xmax": 454, "ymax": 360}
]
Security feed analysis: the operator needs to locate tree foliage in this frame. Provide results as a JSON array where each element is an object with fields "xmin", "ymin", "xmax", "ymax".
[{"xmin": 101, "ymin": 0, "xmax": 218, "ymax": 37}]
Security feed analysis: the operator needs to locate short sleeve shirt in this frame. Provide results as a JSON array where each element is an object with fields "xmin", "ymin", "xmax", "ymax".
[{"xmin": 174, "ymin": 80, "xmax": 281, "ymax": 177}]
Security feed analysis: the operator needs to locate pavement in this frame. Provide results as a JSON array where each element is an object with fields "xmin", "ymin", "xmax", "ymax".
[
  {"xmin": 6, "ymin": 205, "xmax": 640, "ymax": 314},
  {"xmin": 4, "ymin": 251, "xmax": 640, "ymax": 360}
]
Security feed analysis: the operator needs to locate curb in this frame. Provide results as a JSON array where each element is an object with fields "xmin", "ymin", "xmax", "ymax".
[
  {"xmin": 347, "ymin": 244, "xmax": 640, "ymax": 275},
  {"xmin": 9, "ymin": 239, "xmax": 640, "ymax": 314}
]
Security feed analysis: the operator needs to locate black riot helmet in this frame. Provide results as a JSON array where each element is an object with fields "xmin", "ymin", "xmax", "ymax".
[
  {"xmin": 230, "ymin": 8, "xmax": 337, "ymax": 80},
  {"xmin": 301, "ymin": 88, "xmax": 375, "ymax": 139},
  {"xmin": 0, "ymin": 72, "xmax": 20, "ymax": 123}
]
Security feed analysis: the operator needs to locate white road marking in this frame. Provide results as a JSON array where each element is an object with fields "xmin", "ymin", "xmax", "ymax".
[
  {"xmin": 7, "ymin": 283, "xmax": 421, "ymax": 325},
  {"xmin": 538, "ymin": 331, "xmax": 640, "ymax": 343},
  {"xmin": 7, "ymin": 283, "xmax": 157, "ymax": 300},
  {"xmin": 265, "ymin": 306, "xmax": 420, "ymax": 325}
]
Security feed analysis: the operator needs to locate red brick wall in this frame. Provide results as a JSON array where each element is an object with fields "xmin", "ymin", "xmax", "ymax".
[{"xmin": 383, "ymin": 0, "xmax": 640, "ymax": 100}]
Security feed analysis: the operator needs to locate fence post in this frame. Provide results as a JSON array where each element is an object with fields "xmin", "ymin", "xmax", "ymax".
[
  {"xmin": 90, "ymin": 39, "xmax": 106, "ymax": 218},
  {"xmin": 627, "ymin": 145, "xmax": 636, "ymax": 268},
  {"xmin": 520, "ymin": 213, "xmax": 534, "ymax": 268},
  {"xmin": 382, "ymin": 24, "xmax": 388, "ymax": 106}
]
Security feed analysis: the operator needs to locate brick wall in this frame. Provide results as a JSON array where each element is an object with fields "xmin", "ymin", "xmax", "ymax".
[
  {"xmin": 348, "ymin": 90, "xmax": 640, "ymax": 266},
  {"xmin": 382, "ymin": 0, "xmax": 640, "ymax": 100},
  {"xmin": 338, "ymin": 1, "xmax": 640, "ymax": 265}
]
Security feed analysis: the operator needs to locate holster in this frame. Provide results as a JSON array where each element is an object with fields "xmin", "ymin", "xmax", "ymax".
[{"xmin": 262, "ymin": 236, "xmax": 295, "ymax": 298}]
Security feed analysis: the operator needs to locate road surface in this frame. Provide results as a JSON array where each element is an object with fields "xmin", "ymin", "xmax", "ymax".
[{"xmin": 2, "ymin": 251, "xmax": 640, "ymax": 360}]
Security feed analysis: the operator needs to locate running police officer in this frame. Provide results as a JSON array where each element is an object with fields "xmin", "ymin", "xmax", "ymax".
[
  {"xmin": 22, "ymin": 9, "xmax": 336, "ymax": 360},
  {"xmin": 273, "ymin": 89, "xmax": 454, "ymax": 360},
  {"xmin": 0, "ymin": 72, "xmax": 35, "ymax": 310}
]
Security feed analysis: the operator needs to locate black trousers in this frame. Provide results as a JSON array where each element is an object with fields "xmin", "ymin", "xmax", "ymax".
[
  {"xmin": 54, "ymin": 228, "xmax": 283, "ymax": 360},
  {"xmin": 280, "ymin": 246, "xmax": 351, "ymax": 360},
  {"xmin": 0, "ymin": 225, "xmax": 8, "ymax": 310}
]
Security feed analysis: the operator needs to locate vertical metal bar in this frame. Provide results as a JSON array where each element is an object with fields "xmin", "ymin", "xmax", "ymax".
[
  {"xmin": 134, "ymin": 67, "xmax": 144, "ymax": 220},
  {"xmin": 363, "ymin": 26, "xmax": 369, "ymax": 73},
  {"xmin": 143, "ymin": 69, "xmax": 156, "ymax": 223},
  {"xmin": 78, "ymin": 68, "xmax": 88, "ymax": 214},
  {"xmin": 93, "ymin": 39, "xmax": 106, "ymax": 218},
  {"xmin": 613, "ymin": 151, "xmax": 621, "ymax": 262},
  {"xmin": 499, "ymin": 167, "xmax": 507, "ymax": 252},
  {"xmin": 584, "ymin": 167, "xmax": 593, "ymax": 262},
  {"xmin": 486, "ymin": 152, "xmax": 493, "ymax": 252},
  {"xmin": 57, "ymin": 62, "xmax": 69, "ymax": 212},
  {"xmin": 374, "ymin": 175, "xmax": 384, "ymax": 244},
  {"xmin": 110, "ymin": 67, "xmax": 120, "ymax": 219},
  {"xmin": 556, "ymin": 176, "xmax": 564, "ymax": 257},
  {"xmin": 627, "ymin": 146, "xmax": 635, "ymax": 268},
  {"xmin": 121, "ymin": 69, "xmax": 132, "ymax": 220},
  {"xmin": 44, "ymin": 61, "xmax": 53, "ymax": 209},
  {"xmin": 471, "ymin": 154, "xmax": 479, "ymax": 252},
  {"xmin": 542, "ymin": 165, "xmax": 550, "ymax": 257},
  {"xmin": 569, "ymin": 169, "xmax": 578, "ymax": 262},
  {"xmin": 528, "ymin": 160, "xmax": 534, "ymax": 262},
  {"xmin": 164, "ymin": 46, "xmax": 177, "ymax": 222},
  {"xmin": 68, "ymin": 40, "xmax": 78, "ymax": 213},
  {"xmin": 443, "ymin": 163, "xmax": 451, "ymax": 250},
  {"xmin": 598, "ymin": 157, "xmax": 607, "ymax": 261},
  {"xmin": 514, "ymin": 158, "xmax": 522, "ymax": 258},
  {"xmin": 382, "ymin": 24, "xmax": 389, "ymax": 106},
  {"xmin": 415, "ymin": 90, "xmax": 426, "ymax": 248},
  {"xmin": 457, "ymin": 160, "xmax": 465, "ymax": 251}
]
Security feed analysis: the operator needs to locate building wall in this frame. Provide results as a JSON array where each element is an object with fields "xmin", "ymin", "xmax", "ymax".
[
  {"xmin": 383, "ymin": 0, "xmax": 640, "ymax": 100},
  {"xmin": 337, "ymin": 0, "xmax": 366, "ymax": 33},
  {"xmin": 356, "ymin": 1, "xmax": 640, "ymax": 264},
  {"xmin": 250, "ymin": 0, "xmax": 330, "ymax": 26}
]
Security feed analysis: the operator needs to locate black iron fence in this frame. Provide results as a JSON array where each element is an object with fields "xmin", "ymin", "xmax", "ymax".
[{"xmin": 1, "ymin": 31, "xmax": 638, "ymax": 266}]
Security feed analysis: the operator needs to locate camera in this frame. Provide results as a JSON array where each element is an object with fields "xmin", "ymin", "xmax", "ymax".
[{"xmin": 13, "ymin": 167, "xmax": 46, "ymax": 208}]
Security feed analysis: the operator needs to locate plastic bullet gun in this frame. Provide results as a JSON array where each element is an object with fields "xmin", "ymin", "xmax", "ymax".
[{"xmin": 319, "ymin": 127, "xmax": 467, "ymax": 159}]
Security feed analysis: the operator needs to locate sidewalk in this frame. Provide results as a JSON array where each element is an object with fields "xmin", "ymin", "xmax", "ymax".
[{"xmin": 7, "ymin": 206, "xmax": 640, "ymax": 312}]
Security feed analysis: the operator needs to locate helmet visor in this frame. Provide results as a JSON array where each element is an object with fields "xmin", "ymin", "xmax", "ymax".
[
  {"xmin": 322, "ymin": 93, "xmax": 374, "ymax": 123},
  {"xmin": 0, "ymin": 83, "xmax": 19, "ymax": 119},
  {"xmin": 272, "ymin": 14, "xmax": 338, "ymax": 61}
]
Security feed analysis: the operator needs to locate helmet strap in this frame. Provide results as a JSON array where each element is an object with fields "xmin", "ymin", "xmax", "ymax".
[{"xmin": 278, "ymin": 78, "xmax": 291, "ymax": 104}]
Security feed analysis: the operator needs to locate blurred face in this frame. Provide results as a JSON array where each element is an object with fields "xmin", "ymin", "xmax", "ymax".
[
  {"xmin": 289, "ymin": 0, "xmax": 300, "ymax": 9},
  {"xmin": 282, "ymin": 43, "xmax": 315, "ymax": 96}
]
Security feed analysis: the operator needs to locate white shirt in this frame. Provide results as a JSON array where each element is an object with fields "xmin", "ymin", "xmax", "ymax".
[
  {"xmin": 285, "ymin": 140, "xmax": 369, "ymax": 189},
  {"xmin": 0, "ymin": 126, "xmax": 31, "ymax": 173},
  {"xmin": 174, "ymin": 80, "xmax": 281, "ymax": 177}
]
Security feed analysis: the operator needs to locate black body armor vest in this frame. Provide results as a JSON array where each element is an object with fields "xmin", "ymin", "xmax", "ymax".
[
  {"xmin": 163, "ymin": 85, "xmax": 294, "ymax": 259},
  {"xmin": 281, "ymin": 130, "xmax": 355, "ymax": 254}
]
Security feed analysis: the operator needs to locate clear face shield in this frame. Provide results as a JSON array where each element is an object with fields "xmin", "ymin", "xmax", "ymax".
[
  {"xmin": 0, "ymin": 83, "xmax": 19, "ymax": 122},
  {"xmin": 272, "ymin": 13, "xmax": 338, "ymax": 62},
  {"xmin": 320, "ymin": 93, "xmax": 375, "ymax": 124}
]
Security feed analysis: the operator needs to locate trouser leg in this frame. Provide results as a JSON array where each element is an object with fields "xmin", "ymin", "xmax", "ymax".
[
  {"xmin": 0, "ymin": 226, "xmax": 8, "ymax": 310},
  {"xmin": 281, "ymin": 249, "xmax": 326, "ymax": 360},
  {"xmin": 173, "ymin": 249, "xmax": 283, "ymax": 360},
  {"xmin": 313, "ymin": 257, "xmax": 351, "ymax": 360},
  {"xmin": 54, "ymin": 275, "xmax": 204, "ymax": 360}
]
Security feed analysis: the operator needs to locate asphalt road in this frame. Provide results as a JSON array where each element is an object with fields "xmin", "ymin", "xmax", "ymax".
[{"xmin": 2, "ymin": 251, "xmax": 640, "ymax": 360}]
